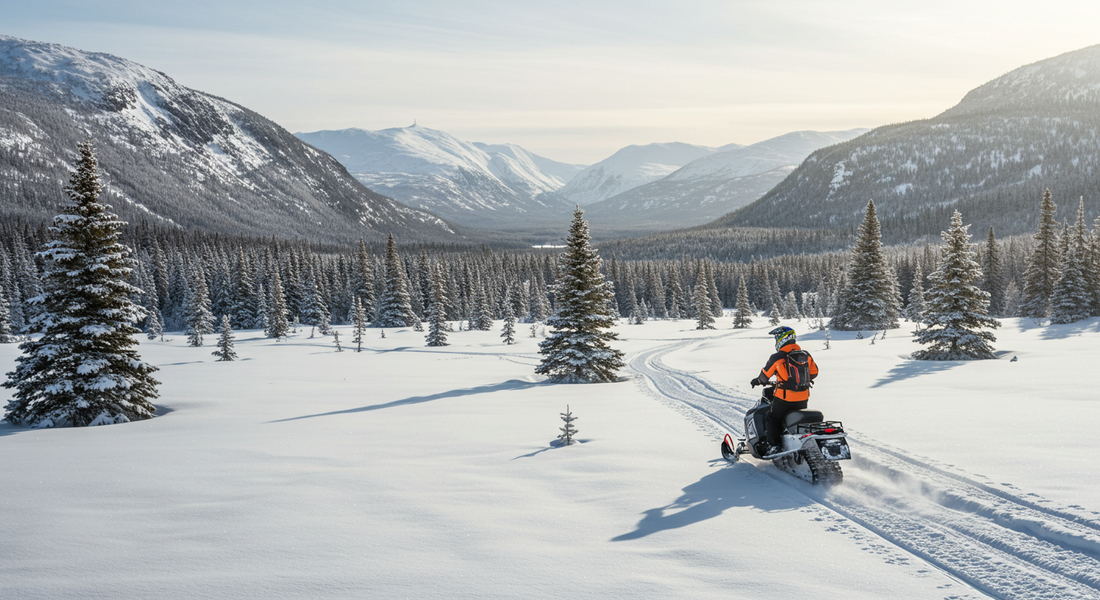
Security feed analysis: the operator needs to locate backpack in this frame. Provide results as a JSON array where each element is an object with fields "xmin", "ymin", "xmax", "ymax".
[{"xmin": 782, "ymin": 350, "xmax": 813, "ymax": 392}]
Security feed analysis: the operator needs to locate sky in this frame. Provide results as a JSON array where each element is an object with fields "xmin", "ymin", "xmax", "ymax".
[{"xmin": 5, "ymin": 1, "xmax": 1100, "ymax": 164}]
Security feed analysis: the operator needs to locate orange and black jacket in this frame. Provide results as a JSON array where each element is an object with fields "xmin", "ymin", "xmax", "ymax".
[{"xmin": 758, "ymin": 342, "xmax": 818, "ymax": 402}]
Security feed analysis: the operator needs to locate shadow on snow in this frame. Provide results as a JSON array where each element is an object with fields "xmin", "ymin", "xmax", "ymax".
[
  {"xmin": 268, "ymin": 378, "xmax": 545, "ymax": 423},
  {"xmin": 870, "ymin": 358, "xmax": 962, "ymax": 388},
  {"xmin": 611, "ymin": 464, "xmax": 810, "ymax": 541}
]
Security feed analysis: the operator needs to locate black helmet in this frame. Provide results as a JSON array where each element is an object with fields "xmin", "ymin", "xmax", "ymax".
[{"xmin": 768, "ymin": 326, "xmax": 796, "ymax": 351}]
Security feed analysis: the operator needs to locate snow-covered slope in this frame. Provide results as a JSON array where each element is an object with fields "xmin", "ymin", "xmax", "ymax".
[
  {"xmin": 715, "ymin": 44, "xmax": 1100, "ymax": 242},
  {"xmin": 582, "ymin": 130, "xmax": 867, "ymax": 231},
  {"xmin": 0, "ymin": 35, "xmax": 458, "ymax": 244},
  {"xmin": 556, "ymin": 142, "xmax": 728, "ymax": 205},
  {"xmin": 295, "ymin": 126, "xmax": 584, "ymax": 228},
  {"xmin": 1, "ymin": 318, "xmax": 1096, "ymax": 599}
]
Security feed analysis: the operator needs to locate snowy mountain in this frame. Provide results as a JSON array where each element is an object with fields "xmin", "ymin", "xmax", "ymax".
[
  {"xmin": 0, "ymin": 35, "xmax": 461, "ymax": 245},
  {"xmin": 581, "ymin": 130, "xmax": 868, "ymax": 232},
  {"xmin": 294, "ymin": 126, "xmax": 585, "ymax": 228},
  {"xmin": 556, "ymin": 142, "xmax": 729, "ymax": 205},
  {"xmin": 714, "ymin": 44, "xmax": 1100, "ymax": 242}
]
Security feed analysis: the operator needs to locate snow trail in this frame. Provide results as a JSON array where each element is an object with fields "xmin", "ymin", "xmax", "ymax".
[{"xmin": 628, "ymin": 338, "xmax": 1100, "ymax": 600}]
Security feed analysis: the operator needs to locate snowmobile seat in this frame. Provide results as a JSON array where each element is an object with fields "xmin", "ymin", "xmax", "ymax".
[{"xmin": 784, "ymin": 410, "xmax": 824, "ymax": 430}]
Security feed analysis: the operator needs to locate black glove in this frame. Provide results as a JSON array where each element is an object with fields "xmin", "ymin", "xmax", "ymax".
[{"xmin": 750, "ymin": 378, "xmax": 761, "ymax": 388}]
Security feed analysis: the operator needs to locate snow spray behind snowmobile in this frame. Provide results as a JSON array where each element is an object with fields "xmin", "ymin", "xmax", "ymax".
[{"xmin": 721, "ymin": 384, "xmax": 850, "ymax": 485}]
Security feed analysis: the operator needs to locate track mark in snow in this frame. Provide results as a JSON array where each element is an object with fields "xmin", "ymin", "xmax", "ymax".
[{"xmin": 628, "ymin": 338, "xmax": 1100, "ymax": 600}]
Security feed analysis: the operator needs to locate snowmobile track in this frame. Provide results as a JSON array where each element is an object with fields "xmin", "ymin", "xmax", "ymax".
[{"xmin": 629, "ymin": 338, "xmax": 1100, "ymax": 600}]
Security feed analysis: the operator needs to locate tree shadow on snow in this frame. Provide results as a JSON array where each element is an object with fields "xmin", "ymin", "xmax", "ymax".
[
  {"xmin": 1039, "ymin": 318, "xmax": 1100, "ymax": 341},
  {"xmin": 267, "ymin": 379, "xmax": 545, "ymax": 423},
  {"xmin": 870, "ymin": 359, "xmax": 960, "ymax": 388},
  {"xmin": 611, "ymin": 466, "xmax": 809, "ymax": 542},
  {"xmin": 513, "ymin": 438, "xmax": 590, "ymax": 459}
]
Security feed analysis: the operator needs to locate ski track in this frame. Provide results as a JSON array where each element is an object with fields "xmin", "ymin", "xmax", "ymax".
[{"xmin": 628, "ymin": 338, "xmax": 1100, "ymax": 600}]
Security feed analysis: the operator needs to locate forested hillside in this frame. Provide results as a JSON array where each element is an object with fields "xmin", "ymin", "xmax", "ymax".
[
  {"xmin": 712, "ymin": 44, "xmax": 1100, "ymax": 244},
  {"xmin": 0, "ymin": 36, "xmax": 465, "ymax": 245}
]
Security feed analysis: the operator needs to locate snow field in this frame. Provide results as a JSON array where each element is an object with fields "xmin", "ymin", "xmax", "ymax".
[{"xmin": 1, "ymin": 319, "xmax": 1092, "ymax": 599}]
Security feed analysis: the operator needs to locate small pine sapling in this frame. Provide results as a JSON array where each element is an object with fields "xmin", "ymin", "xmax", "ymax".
[
  {"xmin": 333, "ymin": 329, "xmax": 343, "ymax": 352},
  {"xmin": 558, "ymin": 405, "xmax": 579, "ymax": 446},
  {"xmin": 824, "ymin": 328, "xmax": 831, "ymax": 350}
]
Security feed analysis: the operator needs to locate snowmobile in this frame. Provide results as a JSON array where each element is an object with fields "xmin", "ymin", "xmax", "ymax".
[{"xmin": 720, "ymin": 384, "xmax": 850, "ymax": 485}]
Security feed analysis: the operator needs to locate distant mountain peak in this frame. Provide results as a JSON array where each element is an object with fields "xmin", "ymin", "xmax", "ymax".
[
  {"xmin": 0, "ymin": 35, "xmax": 460, "ymax": 244},
  {"xmin": 713, "ymin": 43, "xmax": 1100, "ymax": 243},
  {"xmin": 295, "ymin": 126, "xmax": 586, "ymax": 229}
]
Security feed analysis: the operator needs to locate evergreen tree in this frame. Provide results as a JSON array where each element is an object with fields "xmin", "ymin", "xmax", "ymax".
[
  {"xmin": 501, "ymin": 297, "xmax": 517, "ymax": 345},
  {"xmin": 425, "ymin": 262, "xmax": 450, "ymax": 347},
  {"xmin": 333, "ymin": 329, "xmax": 343, "ymax": 352},
  {"xmin": 732, "ymin": 276, "xmax": 753, "ymax": 329},
  {"xmin": 145, "ymin": 305, "xmax": 164, "ymax": 341},
  {"xmin": 1020, "ymin": 189, "xmax": 1061, "ymax": 319},
  {"xmin": 473, "ymin": 275, "xmax": 495, "ymax": 331},
  {"xmin": 212, "ymin": 315, "xmax": 237, "ymax": 361},
  {"xmin": 693, "ymin": 281, "xmax": 715, "ymax": 330},
  {"xmin": 905, "ymin": 262, "xmax": 927, "ymax": 326},
  {"xmin": 352, "ymin": 297, "xmax": 367, "ymax": 352},
  {"xmin": 352, "ymin": 239, "xmax": 377, "ymax": 320},
  {"xmin": 666, "ymin": 266, "xmax": 685, "ymax": 320},
  {"xmin": 0, "ymin": 287, "xmax": 16, "ymax": 343},
  {"xmin": 230, "ymin": 246, "xmax": 260, "ymax": 329},
  {"xmin": 705, "ymin": 262, "xmax": 723, "ymax": 317},
  {"xmin": 536, "ymin": 207, "xmax": 624, "ymax": 383},
  {"xmin": 266, "ymin": 270, "xmax": 290, "ymax": 340},
  {"xmin": 4, "ymin": 141, "xmax": 159, "ymax": 427},
  {"xmin": 768, "ymin": 302, "xmax": 781, "ymax": 326},
  {"xmin": 184, "ymin": 262, "xmax": 215, "ymax": 347},
  {"xmin": 981, "ymin": 227, "xmax": 1006, "ymax": 317},
  {"xmin": 913, "ymin": 211, "xmax": 999, "ymax": 360},
  {"xmin": 558, "ymin": 405, "xmax": 579, "ymax": 446},
  {"xmin": 1050, "ymin": 199, "xmax": 1092, "ymax": 324},
  {"xmin": 830, "ymin": 199, "xmax": 901, "ymax": 331},
  {"xmin": 376, "ymin": 234, "xmax": 419, "ymax": 328}
]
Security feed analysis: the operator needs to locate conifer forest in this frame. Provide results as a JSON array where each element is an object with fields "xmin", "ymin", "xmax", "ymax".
[{"xmin": 0, "ymin": 186, "xmax": 1093, "ymax": 344}]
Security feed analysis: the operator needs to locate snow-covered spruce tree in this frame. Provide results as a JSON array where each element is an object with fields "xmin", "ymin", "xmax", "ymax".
[
  {"xmin": 535, "ymin": 207, "xmax": 624, "ymax": 383},
  {"xmin": 352, "ymin": 239, "xmax": 377, "ymax": 321},
  {"xmin": 266, "ymin": 270, "xmax": 290, "ymax": 340},
  {"xmin": 830, "ymin": 199, "xmax": 901, "ymax": 331},
  {"xmin": 230, "ymin": 246, "xmax": 260, "ymax": 329},
  {"xmin": 501, "ymin": 298, "xmax": 517, "ymax": 345},
  {"xmin": 1020, "ymin": 189, "xmax": 1061, "ymax": 319},
  {"xmin": 0, "ymin": 287, "xmax": 17, "ymax": 343},
  {"xmin": 558, "ymin": 405, "xmax": 578, "ymax": 446},
  {"xmin": 184, "ymin": 263, "xmax": 215, "ymax": 347},
  {"xmin": 352, "ymin": 297, "xmax": 367, "ymax": 352},
  {"xmin": 905, "ymin": 262, "xmax": 926, "ymax": 327},
  {"xmin": 425, "ymin": 262, "xmax": 450, "ymax": 347},
  {"xmin": 3, "ymin": 141, "xmax": 159, "ymax": 427},
  {"xmin": 768, "ymin": 302, "xmax": 781, "ymax": 326},
  {"xmin": 913, "ymin": 211, "xmax": 999, "ymax": 360},
  {"xmin": 145, "ymin": 306, "xmax": 164, "ymax": 341},
  {"xmin": 1050, "ymin": 199, "xmax": 1093, "ymax": 324},
  {"xmin": 732, "ymin": 276, "xmax": 753, "ymax": 329},
  {"xmin": 981, "ymin": 227, "xmax": 1006, "ymax": 317},
  {"xmin": 473, "ymin": 275, "xmax": 495, "ymax": 331},
  {"xmin": 705, "ymin": 262, "xmax": 723, "ymax": 318},
  {"xmin": 212, "ymin": 315, "xmax": 237, "ymax": 361},
  {"xmin": 333, "ymin": 329, "xmax": 343, "ymax": 352},
  {"xmin": 693, "ymin": 281, "xmax": 715, "ymax": 330},
  {"xmin": 376, "ymin": 234, "xmax": 419, "ymax": 328}
]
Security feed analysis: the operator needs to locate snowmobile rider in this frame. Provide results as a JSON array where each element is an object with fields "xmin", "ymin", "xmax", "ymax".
[{"xmin": 751, "ymin": 326, "xmax": 819, "ymax": 455}]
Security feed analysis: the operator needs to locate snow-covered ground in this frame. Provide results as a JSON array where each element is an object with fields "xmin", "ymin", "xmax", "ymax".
[{"xmin": 1, "ymin": 317, "xmax": 1098, "ymax": 599}]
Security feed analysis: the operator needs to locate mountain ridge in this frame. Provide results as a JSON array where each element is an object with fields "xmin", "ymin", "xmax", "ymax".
[
  {"xmin": 710, "ymin": 44, "xmax": 1100, "ymax": 242},
  {"xmin": 0, "ymin": 35, "xmax": 466, "ymax": 245}
]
